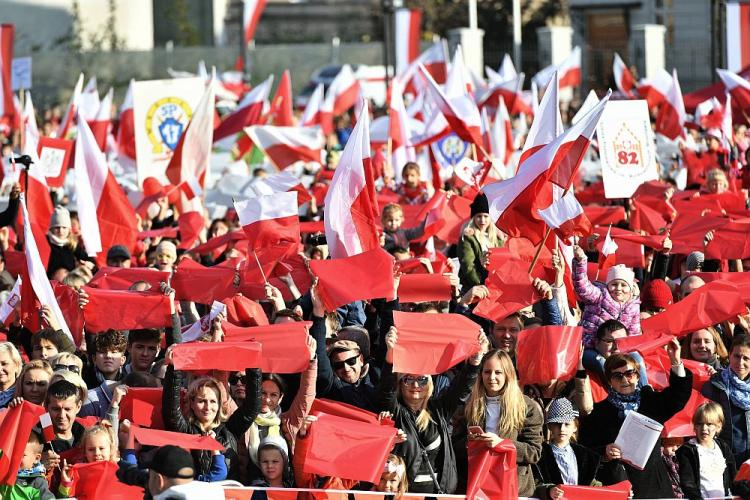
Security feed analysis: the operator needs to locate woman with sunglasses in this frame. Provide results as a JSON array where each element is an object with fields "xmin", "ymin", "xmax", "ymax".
[
  {"xmin": 376, "ymin": 327, "xmax": 489, "ymax": 494},
  {"xmin": 578, "ymin": 339, "xmax": 692, "ymax": 499}
]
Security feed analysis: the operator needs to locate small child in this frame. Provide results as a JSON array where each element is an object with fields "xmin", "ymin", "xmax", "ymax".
[
  {"xmin": 59, "ymin": 424, "xmax": 120, "ymax": 496},
  {"xmin": 395, "ymin": 162, "xmax": 431, "ymax": 205},
  {"xmin": 0, "ymin": 432, "xmax": 55, "ymax": 499},
  {"xmin": 381, "ymin": 203, "xmax": 425, "ymax": 254},
  {"xmin": 676, "ymin": 402, "xmax": 737, "ymax": 499},
  {"xmin": 534, "ymin": 398, "xmax": 600, "ymax": 499},
  {"xmin": 373, "ymin": 454, "xmax": 408, "ymax": 495},
  {"xmin": 660, "ymin": 436, "xmax": 684, "ymax": 498},
  {"xmin": 252, "ymin": 435, "xmax": 293, "ymax": 488}
]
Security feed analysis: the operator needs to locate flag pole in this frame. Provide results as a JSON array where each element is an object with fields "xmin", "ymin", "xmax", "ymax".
[{"xmin": 527, "ymin": 182, "xmax": 576, "ymax": 274}]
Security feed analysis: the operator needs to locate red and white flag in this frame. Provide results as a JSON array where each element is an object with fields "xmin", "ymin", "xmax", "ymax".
[
  {"xmin": 717, "ymin": 68, "xmax": 750, "ymax": 112},
  {"xmin": 74, "ymin": 115, "xmax": 139, "ymax": 263},
  {"xmin": 0, "ymin": 24, "xmax": 16, "ymax": 127},
  {"xmin": 558, "ymin": 47, "xmax": 582, "ymax": 89},
  {"xmin": 20, "ymin": 193, "xmax": 72, "ymax": 340},
  {"xmin": 87, "ymin": 87, "xmax": 112, "ymax": 152},
  {"xmin": 480, "ymin": 107, "xmax": 493, "ymax": 158},
  {"xmin": 22, "ymin": 120, "xmax": 53, "ymax": 266},
  {"xmin": 176, "ymin": 176, "xmax": 202, "ymax": 200},
  {"xmin": 571, "ymin": 90, "xmax": 599, "ymax": 125},
  {"xmin": 400, "ymin": 40, "xmax": 449, "ymax": 92},
  {"xmin": 654, "ymin": 69, "xmax": 686, "ymax": 141},
  {"xmin": 300, "ymin": 83, "xmax": 325, "ymax": 128},
  {"xmin": 484, "ymin": 91, "xmax": 610, "ymax": 245},
  {"xmin": 243, "ymin": 0, "xmax": 268, "ymax": 44},
  {"xmin": 598, "ymin": 225, "xmax": 618, "ymax": 271},
  {"xmin": 324, "ymin": 99, "xmax": 380, "ymax": 258},
  {"xmin": 519, "ymin": 72, "xmax": 563, "ymax": 166},
  {"xmin": 244, "ymin": 125, "xmax": 324, "ymax": 170},
  {"xmin": 537, "ymin": 190, "xmax": 592, "ymax": 244},
  {"xmin": 490, "ymin": 98, "xmax": 513, "ymax": 166},
  {"xmin": 246, "ymin": 170, "xmax": 312, "ymax": 205},
  {"xmin": 269, "ymin": 69, "xmax": 294, "ymax": 127},
  {"xmin": 166, "ymin": 79, "xmax": 215, "ymax": 187},
  {"xmin": 476, "ymin": 72, "xmax": 528, "ymax": 115},
  {"xmin": 613, "ymin": 53, "xmax": 635, "ymax": 98},
  {"xmin": 726, "ymin": 2, "xmax": 750, "ymax": 72},
  {"xmin": 116, "ymin": 79, "xmax": 136, "ymax": 162},
  {"xmin": 80, "ymin": 76, "xmax": 100, "ymax": 121},
  {"xmin": 0, "ymin": 276, "xmax": 20, "ymax": 324},
  {"xmin": 58, "ymin": 73, "xmax": 83, "ymax": 139},
  {"xmin": 498, "ymin": 54, "xmax": 517, "ymax": 81},
  {"xmin": 394, "ymin": 8, "xmax": 422, "ymax": 76},
  {"xmin": 39, "ymin": 412, "xmax": 55, "ymax": 443},
  {"xmin": 234, "ymin": 191, "xmax": 299, "ymax": 249},
  {"xmin": 388, "ymin": 80, "xmax": 416, "ymax": 169},
  {"xmin": 214, "ymin": 75, "xmax": 273, "ymax": 142},
  {"xmin": 320, "ymin": 65, "xmax": 360, "ymax": 135},
  {"xmin": 637, "ymin": 68, "xmax": 673, "ymax": 109},
  {"xmin": 22, "ymin": 91, "xmax": 39, "ymax": 147}
]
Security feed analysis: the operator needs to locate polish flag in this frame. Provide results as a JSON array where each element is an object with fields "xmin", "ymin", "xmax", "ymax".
[
  {"xmin": 116, "ymin": 79, "xmax": 136, "ymax": 162},
  {"xmin": 246, "ymin": 170, "xmax": 312, "ymax": 205},
  {"xmin": 243, "ymin": 0, "xmax": 268, "ymax": 44},
  {"xmin": 269, "ymin": 70, "xmax": 294, "ymax": 126},
  {"xmin": 571, "ymin": 90, "xmax": 599, "ymax": 125},
  {"xmin": 394, "ymin": 8, "xmax": 422, "ymax": 76},
  {"xmin": 58, "ymin": 73, "xmax": 83, "ymax": 138},
  {"xmin": 39, "ymin": 412, "xmax": 55, "ymax": 443},
  {"xmin": 22, "ymin": 120, "xmax": 53, "ymax": 266},
  {"xmin": 613, "ymin": 53, "xmax": 635, "ymax": 98},
  {"xmin": 484, "ymin": 91, "xmax": 610, "ymax": 245},
  {"xmin": 637, "ymin": 68, "xmax": 673, "ymax": 109},
  {"xmin": 244, "ymin": 125, "xmax": 325, "ymax": 170},
  {"xmin": 87, "ymin": 87, "xmax": 112, "ymax": 151},
  {"xmin": 408, "ymin": 90, "xmax": 449, "ymax": 147},
  {"xmin": 177, "ymin": 195, "xmax": 205, "ymax": 250},
  {"xmin": 598, "ymin": 225, "xmax": 618, "ymax": 271},
  {"xmin": 480, "ymin": 107, "xmax": 493, "ymax": 158},
  {"xmin": 537, "ymin": 189, "xmax": 592, "ymax": 244},
  {"xmin": 80, "ymin": 76, "xmax": 100, "ymax": 121},
  {"xmin": 0, "ymin": 24, "xmax": 16, "ymax": 127},
  {"xmin": 324, "ymin": 99, "xmax": 380, "ymax": 258},
  {"xmin": 0, "ymin": 276, "xmax": 20, "ymax": 325},
  {"xmin": 717, "ymin": 68, "xmax": 750, "ymax": 112},
  {"xmin": 490, "ymin": 98, "xmax": 513, "ymax": 166},
  {"xmin": 388, "ymin": 80, "xmax": 416, "ymax": 168},
  {"xmin": 176, "ymin": 176, "xmax": 202, "ymax": 200},
  {"xmin": 74, "ymin": 115, "xmax": 139, "ymax": 264},
  {"xmin": 20, "ymin": 193, "xmax": 72, "ymax": 340},
  {"xmin": 519, "ymin": 72, "xmax": 563, "ymax": 167},
  {"xmin": 22, "ymin": 91, "xmax": 39, "ymax": 154},
  {"xmin": 476, "ymin": 72, "xmax": 529, "ymax": 115},
  {"xmin": 654, "ymin": 69, "xmax": 686, "ymax": 141},
  {"xmin": 213, "ymin": 75, "xmax": 273, "ymax": 142},
  {"xmin": 558, "ymin": 47, "xmax": 582, "ymax": 89},
  {"xmin": 320, "ymin": 65, "xmax": 360, "ymax": 135},
  {"xmin": 300, "ymin": 83, "xmax": 325, "ymax": 128},
  {"xmin": 400, "ymin": 40, "xmax": 449, "ymax": 91},
  {"xmin": 165, "ymin": 79, "xmax": 215, "ymax": 187},
  {"xmin": 498, "ymin": 54, "xmax": 517, "ymax": 81},
  {"xmin": 234, "ymin": 191, "xmax": 300, "ymax": 249}
]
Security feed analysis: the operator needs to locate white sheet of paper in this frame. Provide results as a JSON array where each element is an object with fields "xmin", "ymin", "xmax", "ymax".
[
  {"xmin": 38, "ymin": 146, "xmax": 66, "ymax": 177},
  {"xmin": 614, "ymin": 410, "xmax": 663, "ymax": 470}
]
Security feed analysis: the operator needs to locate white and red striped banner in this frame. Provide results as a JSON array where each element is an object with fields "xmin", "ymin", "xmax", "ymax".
[
  {"xmin": 394, "ymin": 8, "xmax": 422, "ymax": 76},
  {"xmin": 234, "ymin": 191, "xmax": 299, "ymax": 249},
  {"xmin": 243, "ymin": 0, "xmax": 268, "ymax": 44},
  {"xmin": 726, "ymin": 1, "xmax": 750, "ymax": 72},
  {"xmin": 244, "ymin": 125, "xmax": 325, "ymax": 169},
  {"xmin": 0, "ymin": 24, "xmax": 15, "ymax": 126}
]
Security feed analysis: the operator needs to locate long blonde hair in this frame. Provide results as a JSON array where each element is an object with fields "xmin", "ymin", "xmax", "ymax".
[
  {"xmin": 464, "ymin": 216, "xmax": 504, "ymax": 250},
  {"xmin": 465, "ymin": 350, "xmax": 526, "ymax": 437},
  {"xmin": 397, "ymin": 374, "xmax": 435, "ymax": 432}
]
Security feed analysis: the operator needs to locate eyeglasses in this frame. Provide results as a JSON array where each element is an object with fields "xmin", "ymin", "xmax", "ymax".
[
  {"xmin": 54, "ymin": 364, "xmax": 81, "ymax": 374},
  {"xmin": 228, "ymin": 374, "xmax": 247, "ymax": 385},
  {"xmin": 400, "ymin": 375, "xmax": 429, "ymax": 387},
  {"xmin": 332, "ymin": 356, "xmax": 360, "ymax": 371},
  {"xmin": 609, "ymin": 369, "xmax": 638, "ymax": 381}
]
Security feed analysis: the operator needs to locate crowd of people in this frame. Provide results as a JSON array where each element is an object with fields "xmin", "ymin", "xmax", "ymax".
[{"xmin": 1, "ymin": 73, "xmax": 750, "ymax": 500}]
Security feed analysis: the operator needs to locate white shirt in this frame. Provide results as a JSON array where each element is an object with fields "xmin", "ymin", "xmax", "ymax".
[{"xmin": 691, "ymin": 439, "xmax": 727, "ymax": 499}]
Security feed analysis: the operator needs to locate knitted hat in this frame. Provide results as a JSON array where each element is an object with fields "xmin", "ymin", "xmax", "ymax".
[
  {"xmin": 686, "ymin": 251, "xmax": 705, "ymax": 272},
  {"xmin": 705, "ymin": 128, "xmax": 723, "ymax": 142},
  {"xmin": 546, "ymin": 398, "xmax": 579, "ymax": 424},
  {"xmin": 640, "ymin": 279, "xmax": 673, "ymax": 310},
  {"xmin": 470, "ymin": 192, "xmax": 490, "ymax": 217},
  {"xmin": 156, "ymin": 240, "xmax": 177, "ymax": 260},
  {"xmin": 605, "ymin": 264, "xmax": 634, "ymax": 289},
  {"xmin": 257, "ymin": 435, "xmax": 289, "ymax": 464},
  {"xmin": 49, "ymin": 206, "xmax": 71, "ymax": 229}
]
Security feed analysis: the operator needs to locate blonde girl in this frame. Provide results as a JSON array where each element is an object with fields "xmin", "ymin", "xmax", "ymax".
[
  {"xmin": 0, "ymin": 341, "xmax": 22, "ymax": 408},
  {"xmin": 374, "ymin": 454, "xmax": 408, "ymax": 495}
]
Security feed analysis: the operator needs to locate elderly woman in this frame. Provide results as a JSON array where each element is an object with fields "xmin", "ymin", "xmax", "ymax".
[
  {"xmin": 702, "ymin": 334, "xmax": 750, "ymax": 464},
  {"xmin": 682, "ymin": 327, "xmax": 728, "ymax": 372},
  {"xmin": 14, "ymin": 359, "xmax": 53, "ymax": 405},
  {"xmin": 376, "ymin": 327, "xmax": 489, "ymax": 494},
  {"xmin": 0, "ymin": 341, "xmax": 23, "ymax": 408},
  {"xmin": 578, "ymin": 340, "xmax": 692, "ymax": 498},
  {"xmin": 458, "ymin": 192, "xmax": 505, "ymax": 289}
]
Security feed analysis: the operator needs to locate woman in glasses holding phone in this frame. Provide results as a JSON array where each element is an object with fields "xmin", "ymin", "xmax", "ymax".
[
  {"xmin": 578, "ymin": 339, "xmax": 692, "ymax": 499},
  {"xmin": 376, "ymin": 327, "xmax": 489, "ymax": 494}
]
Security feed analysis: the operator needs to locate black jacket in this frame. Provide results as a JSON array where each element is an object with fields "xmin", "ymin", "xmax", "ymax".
[
  {"xmin": 578, "ymin": 368, "xmax": 693, "ymax": 499},
  {"xmin": 533, "ymin": 442, "xmax": 601, "ymax": 499},
  {"xmin": 676, "ymin": 438, "xmax": 736, "ymax": 500},
  {"xmin": 375, "ymin": 361, "xmax": 479, "ymax": 494}
]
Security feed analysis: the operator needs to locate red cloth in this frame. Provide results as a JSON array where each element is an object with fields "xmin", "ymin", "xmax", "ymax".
[
  {"xmin": 70, "ymin": 461, "xmax": 144, "ymax": 499},
  {"xmin": 172, "ymin": 341, "xmax": 262, "ymax": 371},
  {"xmin": 132, "ymin": 426, "xmax": 225, "ymax": 451},
  {"xmin": 669, "ymin": 213, "xmax": 729, "ymax": 255},
  {"xmin": 222, "ymin": 294, "xmax": 269, "ymax": 327},
  {"xmin": 392, "ymin": 311, "xmax": 482, "ymax": 375},
  {"xmin": 0, "ymin": 401, "xmax": 45, "ymax": 485},
  {"xmin": 300, "ymin": 412, "xmax": 397, "ymax": 483},
  {"xmin": 82, "ymin": 287, "xmax": 171, "ymax": 333},
  {"xmin": 705, "ymin": 220, "xmax": 750, "ymax": 259},
  {"xmin": 630, "ymin": 198, "xmax": 670, "ymax": 234},
  {"xmin": 309, "ymin": 248, "xmax": 395, "ymax": 311},
  {"xmin": 54, "ymin": 282, "xmax": 84, "ymax": 346},
  {"xmin": 87, "ymin": 267, "xmax": 170, "ymax": 291},
  {"xmin": 119, "ymin": 388, "xmax": 164, "ymax": 429},
  {"xmin": 559, "ymin": 480, "xmax": 632, "ymax": 499},
  {"xmin": 466, "ymin": 439, "xmax": 518, "ymax": 500},
  {"xmin": 692, "ymin": 272, "xmax": 750, "ymax": 303},
  {"xmin": 396, "ymin": 273, "xmax": 452, "ymax": 303},
  {"xmin": 177, "ymin": 211, "xmax": 204, "ymax": 250},
  {"xmin": 310, "ymin": 399, "xmax": 392, "ymax": 426},
  {"xmin": 473, "ymin": 260, "xmax": 542, "ymax": 322},
  {"xmin": 515, "ymin": 326, "xmax": 583, "ymax": 386},
  {"xmin": 662, "ymin": 390, "xmax": 710, "ymax": 438},
  {"xmin": 582, "ymin": 205, "xmax": 626, "ymax": 226},
  {"xmin": 172, "ymin": 259, "xmax": 238, "ymax": 304},
  {"xmin": 434, "ymin": 194, "xmax": 472, "ymax": 244},
  {"xmin": 190, "ymin": 229, "xmax": 245, "ymax": 255},
  {"xmin": 222, "ymin": 322, "xmax": 310, "ymax": 373}
]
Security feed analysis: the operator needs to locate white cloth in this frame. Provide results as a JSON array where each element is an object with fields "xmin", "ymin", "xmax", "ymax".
[{"xmin": 153, "ymin": 480, "xmax": 225, "ymax": 500}]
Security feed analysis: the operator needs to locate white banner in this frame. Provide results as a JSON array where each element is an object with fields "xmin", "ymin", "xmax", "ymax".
[
  {"xmin": 131, "ymin": 77, "xmax": 204, "ymax": 186},
  {"xmin": 597, "ymin": 99, "xmax": 658, "ymax": 199}
]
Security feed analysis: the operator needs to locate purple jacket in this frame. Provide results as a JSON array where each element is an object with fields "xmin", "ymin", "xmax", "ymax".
[{"xmin": 573, "ymin": 256, "xmax": 642, "ymax": 348}]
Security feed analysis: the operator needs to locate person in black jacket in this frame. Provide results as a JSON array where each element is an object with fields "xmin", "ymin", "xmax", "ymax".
[
  {"xmin": 676, "ymin": 401, "xmax": 737, "ymax": 499},
  {"xmin": 578, "ymin": 341, "xmax": 692, "ymax": 499},
  {"xmin": 376, "ymin": 325, "xmax": 488, "ymax": 494}
]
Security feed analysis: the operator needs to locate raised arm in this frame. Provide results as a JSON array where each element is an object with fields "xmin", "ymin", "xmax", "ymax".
[
  {"xmin": 572, "ymin": 247, "xmax": 603, "ymax": 304},
  {"xmin": 282, "ymin": 337, "xmax": 318, "ymax": 441},
  {"xmin": 225, "ymin": 367, "xmax": 262, "ymax": 437}
]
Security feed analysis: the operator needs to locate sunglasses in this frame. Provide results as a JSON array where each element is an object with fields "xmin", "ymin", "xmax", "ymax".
[
  {"xmin": 54, "ymin": 364, "xmax": 81, "ymax": 374},
  {"xmin": 401, "ymin": 375, "xmax": 429, "ymax": 387},
  {"xmin": 332, "ymin": 355, "xmax": 360, "ymax": 371},
  {"xmin": 228, "ymin": 374, "xmax": 247, "ymax": 385},
  {"xmin": 609, "ymin": 369, "xmax": 638, "ymax": 381}
]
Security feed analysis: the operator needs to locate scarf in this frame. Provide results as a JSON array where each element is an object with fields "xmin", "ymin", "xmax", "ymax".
[
  {"xmin": 17, "ymin": 462, "xmax": 46, "ymax": 478},
  {"xmin": 248, "ymin": 409, "xmax": 282, "ymax": 466},
  {"xmin": 721, "ymin": 368, "xmax": 750, "ymax": 410},
  {"xmin": 47, "ymin": 233, "xmax": 70, "ymax": 247},
  {"xmin": 607, "ymin": 387, "xmax": 641, "ymax": 418},
  {"xmin": 661, "ymin": 451, "xmax": 684, "ymax": 498}
]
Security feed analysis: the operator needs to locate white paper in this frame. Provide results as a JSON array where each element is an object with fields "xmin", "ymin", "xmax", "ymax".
[
  {"xmin": 38, "ymin": 146, "xmax": 67, "ymax": 177},
  {"xmin": 614, "ymin": 410, "xmax": 663, "ymax": 470},
  {"xmin": 11, "ymin": 57, "xmax": 31, "ymax": 90},
  {"xmin": 597, "ymin": 100, "xmax": 658, "ymax": 199},
  {"xmin": 182, "ymin": 301, "xmax": 227, "ymax": 342}
]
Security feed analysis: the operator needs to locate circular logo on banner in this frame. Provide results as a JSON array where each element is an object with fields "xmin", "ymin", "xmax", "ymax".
[
  {"xmin": 145, "ymin": 97, "xmax": 193, "ymax": 155},
  {"xmin": 436, "ymin": 133, "xmax": 469, "ymax": 165}
]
